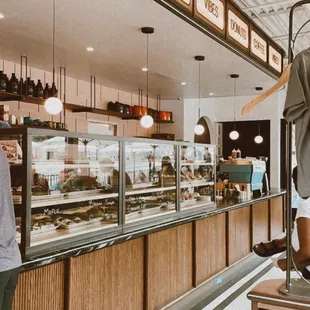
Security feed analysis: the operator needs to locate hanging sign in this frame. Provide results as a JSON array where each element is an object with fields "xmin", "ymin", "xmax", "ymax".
[
  {"xmin": 250, "ymin": 25, "xmax": 267, "ymax": 64},
  {"xmin": 268, "ymin": 45, "xmax": 282, "ymax": 73},
  {"xmin": 226, "ymin": 2, "xmax": 249, "ymax": 52},
  {"xmin": 194, "ymin": 0, "xmax": 225, "ymax": 35},
  {"xmin": 166, "ymin": 0, "xmax": 193, "ymax": 15}
]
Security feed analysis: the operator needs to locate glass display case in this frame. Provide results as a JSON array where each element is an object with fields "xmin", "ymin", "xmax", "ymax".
[{"xmin": 0, "ymin": 128, "xmax": 216, "ymax": 259}]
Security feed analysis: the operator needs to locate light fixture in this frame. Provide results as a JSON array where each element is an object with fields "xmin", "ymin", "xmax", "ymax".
[
  {"xmin": 194, "ymin": 55, "xmax": 205, "ymax": 135},
  {"xmin": 140, "ymin": 27, "xmax": 154, "ymax": 129},
  {"xmin": 86, "ymin": 46, "xmax": 94, "ymax": 52},
  {"xmin": 209, "ymin": 92, "xmax": 214, "ymax": 96},
  {"xmin": 0, "ymin": 13, "xmax": 4, "ymax": 19},
  {"xmin": 142, "ymin": 67, "xmax": 148, "ymax": 72},
  {"xmin": 44, "ymin": 0, "xmax": 63, "ymax": 115},
  {"xmin": 229, "ymin": 74, "xmax": 239, "ymax": 140},
  {"xmin": 181, "ymin": 82, "xmax": 187, "ymax": 86},
  {"xmin": 254, "ymin": 87, "xmax": 264, "ymax": 144}
]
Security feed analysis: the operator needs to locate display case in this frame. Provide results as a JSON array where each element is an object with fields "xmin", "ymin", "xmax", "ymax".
[{"xmin": 0, "ymin": 128, "xmax": 216, "ymax": 259}]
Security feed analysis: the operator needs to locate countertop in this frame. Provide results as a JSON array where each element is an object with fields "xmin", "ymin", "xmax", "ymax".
[{"xmin": 22, "ymin": 188, "xmax": 286, "ymax": 271}]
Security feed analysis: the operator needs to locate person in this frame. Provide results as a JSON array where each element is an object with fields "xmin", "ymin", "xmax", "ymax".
[
  {"xmin": 160, "ymin": 156, "xmax": 175, "ymax": 176},
  {"xmin": 0, "ymin": 148, "xmax": 21, "ymax": 310},
  {"xmin": 50, "ymin": 169, "xmax": 75, "ymax": 191}
]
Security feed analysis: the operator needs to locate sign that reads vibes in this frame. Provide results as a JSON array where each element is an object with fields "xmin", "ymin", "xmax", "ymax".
[
  {"xmin": 228, "ymin": 10, "xmax": 249, "ymax": 49},
  {"xmin": 251, "ymin": 30, "xmax": 267, "ymax": 62},
  {"xmin": 269, "ymin": 46, "xmax": 282, "ymax": 73},
  {"xmin": 196, "ymin": 0, "xmax": 224, "ymax": 30}
]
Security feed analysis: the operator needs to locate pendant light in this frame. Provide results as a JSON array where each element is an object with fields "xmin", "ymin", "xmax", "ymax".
[
  {"xmin": 229, "ymin": 74, "xmax": 239, "ymax": 140},
  {"xmin": 140, "ymin": 27, "xmax": 154, "ymax": 129},
  {"xmin": 44, "ymin": 0, "xmax": 63, "ymax": 115},
  {"xmin": 254, "ymin": 87, "xmax": 264, "ymax": 144},
  {"xmin": 194, "ymin": 55, "xmax": 205, "ymax": 135}
]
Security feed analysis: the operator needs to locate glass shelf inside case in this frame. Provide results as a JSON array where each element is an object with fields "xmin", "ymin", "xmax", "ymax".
[
  {"xmin": 180, "ymin": 145, "xmax": 215, "ymax": 211},
  {"xmin": 125, "ymin": 141, "xmax": 177, "ymax": 223},
  {"xmin": 29, "ymin": 134, "xmax": 120, "ymax": 247}
]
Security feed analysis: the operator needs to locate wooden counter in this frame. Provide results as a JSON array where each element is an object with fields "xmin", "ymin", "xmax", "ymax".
[{"xmin": 13, "ymin": 194, "xmax": 284, "ymax": 310}]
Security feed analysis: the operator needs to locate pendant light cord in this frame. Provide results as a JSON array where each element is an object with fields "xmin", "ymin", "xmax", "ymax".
[
  {"xmin": 233, "ymin": 78, "xmax": 236, "ymax": 130},
  {"xmin": 198, "ymin": 61, "xmax": 201, "ymax": 119},
  {"xmin": 52, "ymin": 0, "xmax": 56, "ymax": 84},
  {"xmin": 146, "ymin": 33, "xmax": 149, "ymax": 110}
]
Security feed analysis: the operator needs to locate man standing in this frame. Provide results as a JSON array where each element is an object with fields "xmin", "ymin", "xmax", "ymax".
[{"xmin": 0, "ymin": 148, "xmax": 21, "ymax": 310}]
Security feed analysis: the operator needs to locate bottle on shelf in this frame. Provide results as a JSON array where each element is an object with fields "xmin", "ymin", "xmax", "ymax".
[
  {"xmin": 43, "ymin": 83, "xmax": 50, "ymax": 99},
  {"xmin": 236, "ymin": 149, "xmax": 241, "ymax": 158},
  {"xmin": 34, "ymin": 79, "xmax": 44, "ymax": 98},
  {"xmin": 7, "ymin": 73, "xmax": 19, "ymax": 94},
  {"xmin": 48, "ymin": 82, "xmax": 58, "ymax": 97},
  {"xmin": 0, "ymin": 71, "xmax": 7, "ymax": 92},
  {"xmin": 24, "ymin": 77, "xmax": 34, "ymax": 97},
  {"xmin": 231, "ymin": 149, "xmax": 237, "ymax": 159},
  {"xmin": 18, "ymin": 78, "xmax": 24, "ymax": 95}
]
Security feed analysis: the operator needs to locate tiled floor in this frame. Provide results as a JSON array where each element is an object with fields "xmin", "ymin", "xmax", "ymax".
[{"xmin": 202, "ymin": 256, "xmax": 300, "ymax": 310}]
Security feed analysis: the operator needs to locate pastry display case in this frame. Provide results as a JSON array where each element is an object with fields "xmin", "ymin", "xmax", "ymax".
[{"xmin": 0, "ymin": 128, "xmax": 216, "ymax": 258}]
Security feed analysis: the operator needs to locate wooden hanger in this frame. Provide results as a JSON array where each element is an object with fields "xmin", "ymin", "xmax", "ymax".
[{"xmin": 241, "ymin": 64, "xmax": 292, "ymax": 115}]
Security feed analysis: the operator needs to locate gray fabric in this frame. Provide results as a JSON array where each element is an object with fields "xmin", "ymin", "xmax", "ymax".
[
  {"xmin": 283, "ymin": 48, "xmax": 310, "ymax": 197},
  {"xmin": 0, "ymin": 149, "xmax": 21, "ymax": 272},
  {"xmin": 0, "ymin": 267, "xmax": 20, "ymax": 310}
]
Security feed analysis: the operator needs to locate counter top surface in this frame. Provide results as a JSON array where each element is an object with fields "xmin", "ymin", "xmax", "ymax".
[{"xmin": 22, "ymin": 188, "xmax": 285, "ymax": 270}]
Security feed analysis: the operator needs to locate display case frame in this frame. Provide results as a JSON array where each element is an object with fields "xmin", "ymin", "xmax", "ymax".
[{"xmin": 0, "ymin": 128, "xmax": 216, "ymax": 259}]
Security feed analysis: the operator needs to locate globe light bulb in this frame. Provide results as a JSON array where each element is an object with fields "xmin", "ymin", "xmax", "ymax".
[
  {"xmin": 254, "ymin": 135, "xmax": 263, "ymax": 144},
  {"xmin": 44, "ymin": 97, "xmax": 63, "ymax": 115},
  {"xmin": 140, "ymin": 114, "xmax": 154, "ymax": 128},
  {"xmin": 194, "ymin": 124, "xmax": 204, "ymax": 135},
  {"xmin": 229, "ymin": 130, "xmax": 239, "ymax": 140}
]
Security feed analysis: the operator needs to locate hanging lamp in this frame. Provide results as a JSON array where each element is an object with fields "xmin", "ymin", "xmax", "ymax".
[
  {"xmin": 229, "ymin": 74, "xmax": 239, "ymax": 140},
  {"xmin": 194, "ymin": 55, "xmax": 205, "ymax": 135},
  {"xmin": 44, "ymin": 0, "xmax": 63, "ymax": 115},
  {"xmin": 140, "ymin": 27, "xmax": 154, "ymax": 129},
  {"xmin": 254, "ymin": 87, "xmax": 264, "ymax": 144}
]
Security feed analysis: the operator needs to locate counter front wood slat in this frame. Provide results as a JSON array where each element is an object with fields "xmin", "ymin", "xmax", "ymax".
[
  {"xmin": 252, "ymin": 201, "xmax": 269, "ymax": 246},
  {"xmin": 270, "ymin": 196, "xmax": 284, "ymax": 239}
]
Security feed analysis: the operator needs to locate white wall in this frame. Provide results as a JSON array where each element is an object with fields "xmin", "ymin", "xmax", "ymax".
[{"xmin": 182, "ymin": 89, "xmax": 286, "ymax": 188}]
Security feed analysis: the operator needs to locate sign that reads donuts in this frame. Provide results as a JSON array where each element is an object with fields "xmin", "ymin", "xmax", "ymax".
[
  {"xmin": 250, "ymin": 27, "xmax": 267, "ymax": 63},
  {"xmin": 269, "ymin": 45, "xmax": 282, "ymax": 73},
  {"xmin": 227, "ymin": 5, "xmax": 249, "ymax": 51},
  {"xmin": 195, "ymin": 0, "xmax": 225, "ymax": 34}
]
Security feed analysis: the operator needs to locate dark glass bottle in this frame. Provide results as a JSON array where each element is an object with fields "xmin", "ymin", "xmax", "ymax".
[
  {"xmin": 7, "ymin": 73, "xmax": 19, "ymax": 94},
  {"xmin": 18, "ymin": 78, "xmax": 24, "ymax": 95},
  {"xmin": 48, "ymin": 82, "xmax": 58, "ymax": 97},
  {"xmin": 25, "ymin": 77, "xmax": 34, "ymax": 97},
  {"xmin": 34, "ymin": 79, "xmax": 44, "ymax": 98},
  {"xmin": 43, "ymin": 83, "xmax": 50, "ymax": 99},
  {"xmin": 0, "ymin": 71, "xmax": 6, "ymax": 92}
]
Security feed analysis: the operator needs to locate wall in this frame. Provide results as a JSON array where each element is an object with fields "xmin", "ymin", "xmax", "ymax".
[
  {"xmin": 181, "ymin": 91, "xmax": 285, "ymax": 188},
  {"xmin": 0, "ymin": 59, "xmax": 159, "ymax": 138}
]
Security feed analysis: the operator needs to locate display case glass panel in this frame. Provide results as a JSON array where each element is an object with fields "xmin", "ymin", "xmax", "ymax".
[
  {"xmin": 29, "ymin": 134, "xmax": 120, "ymax": 247},
  {"xmin": 180, "ymin": 145, "xmax": 215, "ymax": 210},
  {"xmin": 125, "ymin": 141, "xmax": 177, "ymax": 223}
]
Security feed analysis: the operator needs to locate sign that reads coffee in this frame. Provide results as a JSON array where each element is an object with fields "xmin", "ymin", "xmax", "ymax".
[
  {"xmin": 196, "ymin": 0, "xmax": 224, "ymax": 31},
  {"xmin": 251, "ymin": 30, "xmax": 267, "ymax": 62},
  {"xmin": 228, "ymin": 10, "xmax": 249, "ymax": 49},
  {"xmin": 269, "ymin": 45, "xmax": 282, "ymax": 73}
]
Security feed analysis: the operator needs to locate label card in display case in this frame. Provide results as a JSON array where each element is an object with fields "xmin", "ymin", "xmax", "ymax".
[
  {"xmin": 166, "ymin": 0, "xmax": 193, "ymax": 15},
  {"xmin": 268, "ymin": 44, "xmax": 283, "ymax": 74},
  {"xmin": 226, "ymin": 2, "xmax": 249, "ymax": 53},
  {"xmin": 194, "ymin": 0, "xmax": 225, "ymax": 36},
  {"xmin": 250, "ymin": 25, "xmax": 267, "ymax": 65}
]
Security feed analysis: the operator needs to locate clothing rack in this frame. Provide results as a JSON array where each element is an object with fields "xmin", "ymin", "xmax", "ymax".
[{"xmin": 279, "ymin": 0, "xmax": 310, "ymax": 298}]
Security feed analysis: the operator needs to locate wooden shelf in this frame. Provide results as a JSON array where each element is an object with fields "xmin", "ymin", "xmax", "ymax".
[
  {"xmin": 0, "ymin": 92, "xmax": 21, "ymax": 101},
  {"xmin": 155, "ymin": 119, "xmax": 174, "ymax": 124}
]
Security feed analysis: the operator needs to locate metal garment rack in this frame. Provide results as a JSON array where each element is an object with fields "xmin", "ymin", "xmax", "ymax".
[{"xmin": 278, "ymin": 0, "xmax": 310, "ymax": 298}]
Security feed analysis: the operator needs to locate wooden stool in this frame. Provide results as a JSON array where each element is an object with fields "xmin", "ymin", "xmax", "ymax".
[{"xmin": 247, "ymin": 279, "xmax": 310, "ymax": 310}]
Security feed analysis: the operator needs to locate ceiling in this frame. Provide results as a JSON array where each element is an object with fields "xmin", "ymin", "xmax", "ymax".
[
  {"xmin": 0, "ymin": 0, "xmax": 276, "ymax": 99},
  {"xmin": 234, "ymin": 0, "xmax": 310, "ymax": 58}
]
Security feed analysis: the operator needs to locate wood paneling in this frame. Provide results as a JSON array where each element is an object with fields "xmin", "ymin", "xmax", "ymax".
[
  {"xmin": 68, "ymin": 238, "xmax": 144, "ymax": 310},
  {"xmin": 195, "ymin": 214, "xmax": 226, "ymax": 285},
  {"xmin": 228, "ymin": 207, "xmax": 251, "ymax": 265},
  {"xmin": 13, "ymin": 262, "xmax": 65, "ymax": 310},
  {"xmin": 146, "ymin": 223, "xmax": 193, "ymax": 310},
  {"xmin": 270, "ymin": 196, "xmax": 284, "ymax": 239},
  {"xmin": 252, "ymin": 201, "xmax": 269, "ymax": 246}
]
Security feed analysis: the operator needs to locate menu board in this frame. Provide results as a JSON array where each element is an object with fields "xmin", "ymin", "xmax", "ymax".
[
  {"xmin": 268, "ymin": 44, "xmax": 283, "ymax": 74},
  {"xmin": 166, "ymin": 0, "xmax": 193, "ymax": 15},
  {"xmin": 250, "ymin": 24, "xmax": 267, "ymax": 65},
  {"xmin": 226, "ymin": 2, "xmax": 249, "ymax": 53},
  {"xmin": 194, "ymin": 0, "xmax": 225, "ymax": 36}
]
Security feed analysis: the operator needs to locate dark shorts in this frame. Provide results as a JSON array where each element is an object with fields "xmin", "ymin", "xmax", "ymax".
[{"xmin": 0, "ymin": 267, "xmax": 20, "ymax": 310}]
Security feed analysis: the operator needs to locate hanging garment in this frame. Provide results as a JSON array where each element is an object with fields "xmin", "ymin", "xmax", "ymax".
[{"xmin": 283, "ymin": 48, "xmax": 310, "ymax": 198}]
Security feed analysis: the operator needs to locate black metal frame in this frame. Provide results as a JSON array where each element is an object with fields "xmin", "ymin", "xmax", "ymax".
[{"xmin": 0, "ymin": 127, "xmax": 216, "ymax": 259}]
